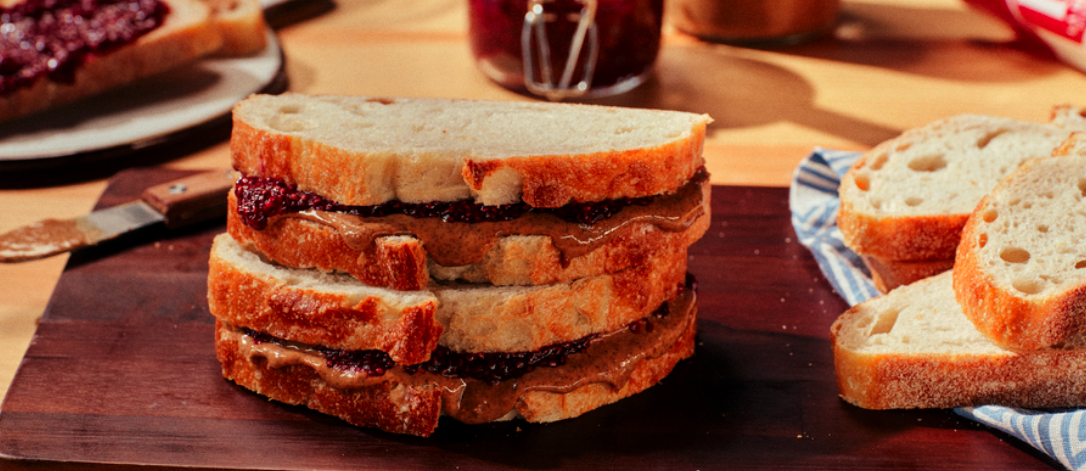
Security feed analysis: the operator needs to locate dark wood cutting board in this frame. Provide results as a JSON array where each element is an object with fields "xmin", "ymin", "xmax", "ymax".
[{"xmin": 0, "ymin": 167, "xmax": 1061, "ymax": 470}]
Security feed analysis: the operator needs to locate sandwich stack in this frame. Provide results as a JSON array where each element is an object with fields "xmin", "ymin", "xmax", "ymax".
[
  {"xmin": 207, "ymin": 93, "xmax": 713, "ymax": 436},
  {"xmin": 832, "ymin": 125, "xmax": 1086, "ymax": 410}
]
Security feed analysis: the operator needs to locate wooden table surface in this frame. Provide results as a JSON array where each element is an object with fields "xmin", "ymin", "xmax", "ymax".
[{"xmin": 0, "ymin": 0, "xmax": 1085, "ymax": 467}]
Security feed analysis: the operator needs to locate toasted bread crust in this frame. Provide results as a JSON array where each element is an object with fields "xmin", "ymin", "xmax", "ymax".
[
  {"xmin": 215, "ymin": 304, "xmax": 696, "ymax": 436},
  {"xmin": 0, "ymin": 0, "xmax": 223, "ymax": 122},
  {"xmin": 460, "ymin": 132, "xmax": 706, "ymax": 207},
  {"xmin": 225, "ymin": 179, "xmax": 711, "ymax": 290},
  {"xmin": 861, "ymin": 255, "xmax": 954, "ymax": 293},
  {"xmin": 207, "ymin": 234, "xmax": 442, "ymax": 365},
  {"xmin": 229, "ymin": 94, "xmax": 710, "ymax": 207}
]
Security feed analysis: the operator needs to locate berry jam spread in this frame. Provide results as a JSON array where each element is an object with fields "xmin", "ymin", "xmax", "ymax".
[
  {"xmin": 241, "ymin": 276, "xmax": 691, "ymax": 384},
  {"xmin": 234, "ymin": 167, "xmax": 709, "ymax": 231},
  {"xmin": 0, "ymin": 0, "xmax": 169, "ymax": 95}
]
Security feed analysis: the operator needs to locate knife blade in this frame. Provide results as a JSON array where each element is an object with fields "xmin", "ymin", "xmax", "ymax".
[{"xmin": 0, "ymin": 169, "xmax": 235, "ymax": 263}]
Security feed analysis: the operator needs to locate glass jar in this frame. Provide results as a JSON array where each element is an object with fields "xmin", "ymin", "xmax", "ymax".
[
  {"xmin": 668, "ymin": 0, "xmax": 840, "ymax": 46},
  {"xmin": 468, "ymin": 0, "xmax": 663, "ymax": 100}
]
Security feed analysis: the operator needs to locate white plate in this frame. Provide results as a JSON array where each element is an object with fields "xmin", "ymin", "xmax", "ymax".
[{"xmin": 0, "ymin": 30, "xmax": 285, "ymax": 162}]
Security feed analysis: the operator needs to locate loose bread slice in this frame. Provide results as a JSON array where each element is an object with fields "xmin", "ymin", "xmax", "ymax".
[
  {"xmin": 832, "ymin": 270, "xmax": 1086, "ymax": 409},
  {"xmin": 230, "ymin": 93, "xmax": 711, "ymax": 207},
  {"xmin": 225, "ymin": 172, "xmax": 710, "ymax": 289},
  {"xmin": 209, "ymin": 233, "xmax": 688, "ymax": 357},
  {"xmin": 0, "ymin": 0, "xmax": 223, "ymax": 123},
  {"xmin": 838, "ymin": 107, "xmax": 1086, "ymax": 290},
  {"xmin": 953, "ymin": 133, "xmax": 1086, "ymax": 351}
]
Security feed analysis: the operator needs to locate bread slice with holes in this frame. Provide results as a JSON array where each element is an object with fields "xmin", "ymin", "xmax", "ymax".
[
  {"xmin": 838, "ymin": 106, "xmax": 1086, "ymax": 292},
  {"xmin": 832, "ymin": 270, "xmax": 1086, "ymax": 409},
  {"xmin": 953, "ymin": 133, "xmax": 1086, "ymax": 351},
  {"xmin": 230, "ymin": 93, "xmax": 711, "ymax": 207},
  {"xmin": 0, "ymin": 0, "xmax": 224, "ymax": 123}
]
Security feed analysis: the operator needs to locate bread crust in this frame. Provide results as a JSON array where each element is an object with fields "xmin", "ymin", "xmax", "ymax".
[
  {"xmin": 225, "ymin": 178, "xmax": 711, "ymax": 290},
  {"xmin": 229, "ymin": 94, "xmax": 710, "ymax": 207},
  {"xmin": 215, "ymin": 302, "xmax": 696, "ymax": 436},
  {"xmin": 0, "ymin": 0, "xmax": 223, "ymax": 123},
  {"xmin": 207, "ymin": 233, "xmax": 442, "ymax": 365}
]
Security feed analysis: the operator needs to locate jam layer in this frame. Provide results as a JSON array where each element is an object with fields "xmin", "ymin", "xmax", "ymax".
[{"xmin": 1, "ymin": 0, "xmax": 169, "ymax": 95}]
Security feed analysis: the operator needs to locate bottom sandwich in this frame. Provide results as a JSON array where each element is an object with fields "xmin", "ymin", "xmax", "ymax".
[{"xmin": 215, "ymin": 285, "xmax": 696, "ymax": 436}]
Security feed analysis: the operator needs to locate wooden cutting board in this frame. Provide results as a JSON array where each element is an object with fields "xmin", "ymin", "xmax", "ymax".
[{"xmin": 0, "ymin": 168, "xmax": 1059, "ymax": 470}]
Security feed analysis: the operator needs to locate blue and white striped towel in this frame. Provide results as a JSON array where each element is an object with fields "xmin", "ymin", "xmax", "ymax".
[{"xmin": 789, "ymin": 148, "xmax": 1086, "ymax": 471}]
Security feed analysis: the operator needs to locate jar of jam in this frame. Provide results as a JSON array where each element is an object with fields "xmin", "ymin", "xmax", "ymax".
[
  {"xmin": 468, "ymin": 0, "xmax": 663, "ymax": 100},
  {"xmin": 668, "ymin": 0, "xmax": 840, "ymax": 46}
]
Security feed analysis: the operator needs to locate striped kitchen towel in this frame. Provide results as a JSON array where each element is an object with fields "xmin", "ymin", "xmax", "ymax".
[{"xmin": 789, "ymin": 147, "xmax": 1086, "ymax": 471}]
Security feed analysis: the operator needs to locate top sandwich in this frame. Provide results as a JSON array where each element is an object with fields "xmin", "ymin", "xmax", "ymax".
[{"xmin": 228, "ymin": 94, "xmax": 713, "ymax": 290}]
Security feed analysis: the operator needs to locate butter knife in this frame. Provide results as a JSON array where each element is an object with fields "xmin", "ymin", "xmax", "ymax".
[{"xmin": 0, "ymin": 169, "xmax": 235, "ymax": 263}]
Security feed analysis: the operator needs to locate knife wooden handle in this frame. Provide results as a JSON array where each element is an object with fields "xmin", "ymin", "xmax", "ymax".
[{"xmin": 141, "ymin": 169, "xmax": 236, "ymax": 229}]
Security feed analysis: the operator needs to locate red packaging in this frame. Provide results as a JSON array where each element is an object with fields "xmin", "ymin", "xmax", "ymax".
[{"xmin": 965, "ymin": 0, "xmax": 1086, "ymax": 71}]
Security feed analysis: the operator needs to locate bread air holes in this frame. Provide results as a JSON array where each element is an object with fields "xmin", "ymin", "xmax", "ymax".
[
  {"xmin": 978, "ymin": 233, "xmax": 987, "ymax": 248},
  {"xmin": 870, "ymin": 308, "xmax": 900, "ymax": 335},
  {"xmin": 267, "ymin": 105, "xmax": 315, "ymax": 133},
  {"xmin": 981, "ymin": 208, "xmax": 998, "ymax": 223},
  {"xmin": 854, "ymin": 173, "xmax": 870, "ymax": 192},
  {"xmin": 905, "ymin": 196, "xmax": 923, "ymax": 207},
  {"xmin": 1012, "ymin": 277, "xmax": 1044, "ymax": 295},
  {"xmin": 907, "ymin": 153, "xmax": 947, "ymax": 172},
  {"xmin": 976, "ymin": 129, "xmax": 1007, "ymax": 149},
  {"xmin": 1075, "ymin": 260, "xmax": 1086, "ymax": 269},
  {"xmin": 868, "ymin": 153, "xmax": 890, "ymax": 171},
  {"xmin": 999, "ymin": 247, "xmax": 1030, "ymax": 264},
  {"xmin": 1078, "ymin": 178, "xmax": 1086, "ymax": 198}
]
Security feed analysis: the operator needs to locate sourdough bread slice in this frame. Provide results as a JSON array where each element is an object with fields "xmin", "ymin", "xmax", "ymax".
[
  {"xmin": 0, "ymin": 0, "xmax": 223, "ymax": 122},
  {"xmin": 214, "ymin": 285, "xmax": 697, "ymax": 437},
  {"xmin": 208, "ymin": 233, "xmax": 442, "ymax": 365},
  {"xmin": 838, "ymin": 107, "xmax": 1086, "ymax": 290},
  {"xmin": 953, "ymin": 133, "xmax": 1086, "ymax": 351},
  {"xmin": 209, "ymin": 233, "xmax": 688, "ymax": 357},
  {"xmin": 225, "ymin": 170, "xmax": 710, "ymax": 289},
  {"xmin": 230, "ymin": 93, "xmax": 711, "ymax": 207},
  {"xmin": 832, "ymin": 270, "xmax": 1086, "ymax": 409}
]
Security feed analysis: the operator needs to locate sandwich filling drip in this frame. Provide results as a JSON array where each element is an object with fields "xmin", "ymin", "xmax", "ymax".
[
  {"xmin": 0, "ymin": 0, "xmax": 170, "ymax": 95},
  {"xmin": 235, "ymin": 168, "xmax": 708, "ymax": 267},
  {"xmin": 221, "ymin": 276, "xmax": 696, "ymax": 424}
]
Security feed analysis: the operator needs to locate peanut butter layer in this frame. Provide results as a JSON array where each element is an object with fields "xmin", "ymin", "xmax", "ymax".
[{"xmin": 218, "ymin": 287, "xmax": 696, "ymax": 425}]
